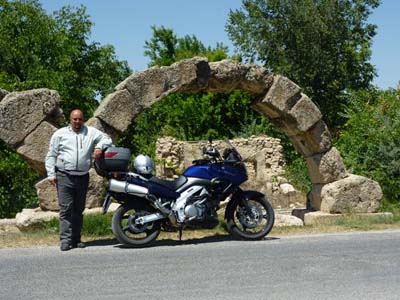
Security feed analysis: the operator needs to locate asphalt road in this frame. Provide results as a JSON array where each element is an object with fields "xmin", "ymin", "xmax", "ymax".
[{"xmin": 1, "ymin": 230, "xmax": 400, "ymax": 300}]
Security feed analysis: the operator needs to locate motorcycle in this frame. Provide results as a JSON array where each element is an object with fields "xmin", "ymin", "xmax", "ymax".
[{"xmin": 95, "ymin": 140, "xmax": 275, "ymax": 247}]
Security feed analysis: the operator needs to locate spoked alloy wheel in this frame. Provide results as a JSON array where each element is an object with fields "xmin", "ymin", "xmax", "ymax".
[
  {"xmin": 227, "ymin": 196, "xmax": 274, "ymax": 240},
  {"xmin": 112, "ymin": 205, "xmax": 161, "ymax": 247}
]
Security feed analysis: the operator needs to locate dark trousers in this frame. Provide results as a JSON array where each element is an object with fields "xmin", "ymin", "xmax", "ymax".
[{"xmin": 56, "ymin": 172, "xmax": 89, "ymax": 244}]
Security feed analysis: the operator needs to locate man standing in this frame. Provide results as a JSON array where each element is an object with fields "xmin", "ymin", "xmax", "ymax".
[{"xmin": 45, "ymin": 109, "xmax": 112, "ymax": 251}]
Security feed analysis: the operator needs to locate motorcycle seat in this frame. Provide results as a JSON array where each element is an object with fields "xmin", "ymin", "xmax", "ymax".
[{"xmin": 149, "ymin": 175, "xmax": 188, "ymax": 191}]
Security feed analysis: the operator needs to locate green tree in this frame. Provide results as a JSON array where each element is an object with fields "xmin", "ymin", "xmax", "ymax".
[
  {"xmin": 0, "ymin": 0, "xmax": 131, "ymax": 217},
  {"xmin": 144, "ymin": 25, "xmax": 229, "ymax": 67},
  {"xmin": 226, "ymin": 0, "xmax": 380, "ymax": 128},
  {"xmin": 0, "ymin": 0, "xmax": 131, "ymax": 117}
]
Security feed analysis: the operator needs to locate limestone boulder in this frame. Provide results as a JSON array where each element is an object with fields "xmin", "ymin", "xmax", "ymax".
[
  {"xmin": 320, "ymin": 174, "xmax": 383, "ymax": 213},
  {"xmin": 15, "ymin": 208, "xmax": 59, "ymax": 230},
  {"xmin": 35, "ymin": 177, "xmax": 59, "ymax": 211},
  {"xmin": 17, "ymin": 121, "xmax": 58, "ymax": 176},
  {"xmin": 0, "ymin": 89, "xmax": 63, "ymax": 146},
  {"xmin": 36, "ymin": 168, "xmax": 106, "ymax": 211},
  {"xmin": 274, "ymin": 214, "xmax": 304, "ymax": 227},
  {"xmin": 86, "ymin": 168, "xmax": 107, "ymax": 208}
]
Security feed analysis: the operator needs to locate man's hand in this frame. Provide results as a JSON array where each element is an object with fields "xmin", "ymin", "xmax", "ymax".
[
  {"xmin": 48, "ymin": 178, "xmax": 57, "ymax": 186},
  {"xmin": 94, "ymin": 148, "xmax": 103, "ymax": 159}
]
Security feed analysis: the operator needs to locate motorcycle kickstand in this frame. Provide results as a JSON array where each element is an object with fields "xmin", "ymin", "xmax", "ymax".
[{"xmin": 177, "ymin": 227, "xmax": 183, "ymax": 241}]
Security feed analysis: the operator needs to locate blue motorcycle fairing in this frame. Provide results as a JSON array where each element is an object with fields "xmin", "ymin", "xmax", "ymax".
[
  {"xmin": 183, "ymin": 163, "xmax": 247, "ymax": 186},
  {"xmin": 148, "ymin": 181, "xmax": 180, "ymax": 199}
]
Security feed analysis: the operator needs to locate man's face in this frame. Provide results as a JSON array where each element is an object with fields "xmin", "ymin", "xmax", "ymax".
[{"xmin": 70, "ymin": 110, "xmax": 84, "ymax": 132}]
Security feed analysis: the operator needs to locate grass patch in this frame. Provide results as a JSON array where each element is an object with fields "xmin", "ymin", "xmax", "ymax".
[{"xmin": 2, "ymin": 208, "xmax": 400, "ymax": 248}]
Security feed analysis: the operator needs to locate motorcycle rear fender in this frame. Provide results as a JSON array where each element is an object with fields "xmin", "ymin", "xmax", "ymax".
[{"xmin": 224, "ymin": 189, "xmax": 265, "ymax": 220}]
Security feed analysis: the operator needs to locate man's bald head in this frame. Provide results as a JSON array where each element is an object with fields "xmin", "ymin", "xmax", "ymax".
[{"xmin": 70, "ymin": 109, "xmax": 85, "ymax": 133}]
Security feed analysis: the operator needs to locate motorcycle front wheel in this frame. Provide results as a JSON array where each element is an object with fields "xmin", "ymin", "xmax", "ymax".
[
  {"xmin": 112, "ymin": 204, "xmax": 161, "ymax": 247},
  {"xmin": 226, "ymin": 195, "xmax": 275, "ymax": 240}
]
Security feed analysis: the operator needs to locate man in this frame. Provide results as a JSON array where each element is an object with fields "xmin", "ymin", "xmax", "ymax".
[{"xmin": 45, "ymin": 109, "xmax": 112, "ymax": 251}]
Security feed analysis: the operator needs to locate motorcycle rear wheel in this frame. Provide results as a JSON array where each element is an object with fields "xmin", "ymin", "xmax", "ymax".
[
  {"xmin": 227, "ymin": 195, "xmax": 274, "ymax": 240},
  {"xmin": 112, "ymin": 204, "xmax": 161, "ymax": 247}
]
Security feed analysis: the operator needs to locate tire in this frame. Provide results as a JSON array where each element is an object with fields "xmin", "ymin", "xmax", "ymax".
[
  {"xmin": 226, "ymin": 195, "xmax": 275, "ymax": 240},
  {"xmin": 112, "ymin": 204, "xmax": 161, "ymax": 247}
]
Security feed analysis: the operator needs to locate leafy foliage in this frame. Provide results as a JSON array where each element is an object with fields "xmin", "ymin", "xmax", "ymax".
[
  {"xmin": 144, "ymin": 25, "xmax": 230, "ymax": 67},
  {"xmin": 0, "ymin": 140, "xmax": 38, "ymax": 218},
  {"xmin": 0, "ymin": 0, "xmax": 131, "ymax": 117},
  {"xmin": 337, "ymin": 88, "xmax": 400, "ymax": 202},
  {"xmin": 119, "ymin": 90, "xmax": 271, "ymax": 156},
  {"xmin": 226, "ymin": 0, "xmax": 380, "ymax": 128}
]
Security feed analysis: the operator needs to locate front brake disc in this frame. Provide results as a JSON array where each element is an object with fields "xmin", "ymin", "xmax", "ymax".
[{"xmin": 237, "ymin": 203, "xmax": 263, "ymax": 228}]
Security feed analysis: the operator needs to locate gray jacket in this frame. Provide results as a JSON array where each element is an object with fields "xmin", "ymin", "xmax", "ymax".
[{"xmin": 45, "ymin": 125, "xmax": 112, "ymax": 179}]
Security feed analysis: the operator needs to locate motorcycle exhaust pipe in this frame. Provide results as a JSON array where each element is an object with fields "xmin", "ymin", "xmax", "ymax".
[
  {"xmin": 108, "ymin": 179, "xmax": 148, "ymax": 196},
  {"xmin": 135, "ymin": 212, "xmax": 166, "ymax": 225}
]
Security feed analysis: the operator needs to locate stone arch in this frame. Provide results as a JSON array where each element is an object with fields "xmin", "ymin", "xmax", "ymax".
[
  {"xmin": 88, "ymin": 57, "xmax": 357, "ymax": 211},
  {"xmin": 0, "ymin": 57, "xmax": 382, "ymax": 213}
]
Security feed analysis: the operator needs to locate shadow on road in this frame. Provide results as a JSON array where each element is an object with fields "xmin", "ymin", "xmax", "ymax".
[{"xmin": 84, "ymin": 234, "xmax": 279, "ymax": 249}]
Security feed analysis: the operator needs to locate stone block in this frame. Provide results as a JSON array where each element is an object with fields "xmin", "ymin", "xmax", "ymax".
[
  {"xmin": 307, "ymin": 184, "xmax": 324, "ymax": 210},
  {"xmin": 306, "ymin": 147, "xmax": 347, "ymax": 184},
  {"xmin": 17, "ymin": 121, "xmax": 58, "ymax": 176},
  {"xmin": 257, "ymin": 75, "xmax": 302, "ymax": 114},
  {"xmin": 94, "ymin": 89, "xmax": 140, "ymax": 133},
  {"xmin": 85, "ymin": 117, "xmax": 119, "ymax": 143},
  {"xmin": 117, "ymin": 57, "xmax": 211, "ymax": 105},
  {"xmin": 289, "ymin": 120, "xmax": 332, "ymax": 157},
  {"xmin": 209, "ymin": 60, "xmax": 272, "ymax": 94},
  {"xmin": 0, "ymin": 89, "xmax": 62, "ymax": 146},
  {"xmin": 288, "ymin": 93, "xmax": 322, "ymax": 132},
  {"xmin": 303, "ymin": 211, "xmax": 393, "ymax": 226}
]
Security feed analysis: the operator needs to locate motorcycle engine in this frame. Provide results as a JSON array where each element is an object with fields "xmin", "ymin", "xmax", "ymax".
[
  {"xmin": 183, "ymin": 192, "xmax": 219, "ymax": 229},
  {"xmin": 184, "ymin": 195, "xmax": 207, "ymax": 220}
]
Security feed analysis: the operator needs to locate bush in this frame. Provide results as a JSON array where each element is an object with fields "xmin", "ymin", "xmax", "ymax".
[
  {"xmin": 0, "ymin": 140, "xmax": 39, "ymax": 218},
  {"xmin": 337, "ymin": 88, "xmax": 400, "ymax": 202}
]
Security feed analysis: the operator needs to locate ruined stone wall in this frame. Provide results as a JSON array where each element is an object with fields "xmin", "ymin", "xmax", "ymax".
[{"xmin": 156, "ymin": 136, "xmax": 306, "ymax": 208}]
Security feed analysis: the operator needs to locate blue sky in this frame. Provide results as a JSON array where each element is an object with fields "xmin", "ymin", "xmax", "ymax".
[{"xmin": 40, "ymin": 0, "xmax": 399, "ymax": 90}]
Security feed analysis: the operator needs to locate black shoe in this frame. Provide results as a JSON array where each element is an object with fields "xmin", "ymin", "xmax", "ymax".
[
  {"xmin": 60, "ymin": 242, "xmax": 72, "ymax": 251},
  {"xmin": 72, "ymin": 241, "xmax": 86, "ymax": 248}
]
